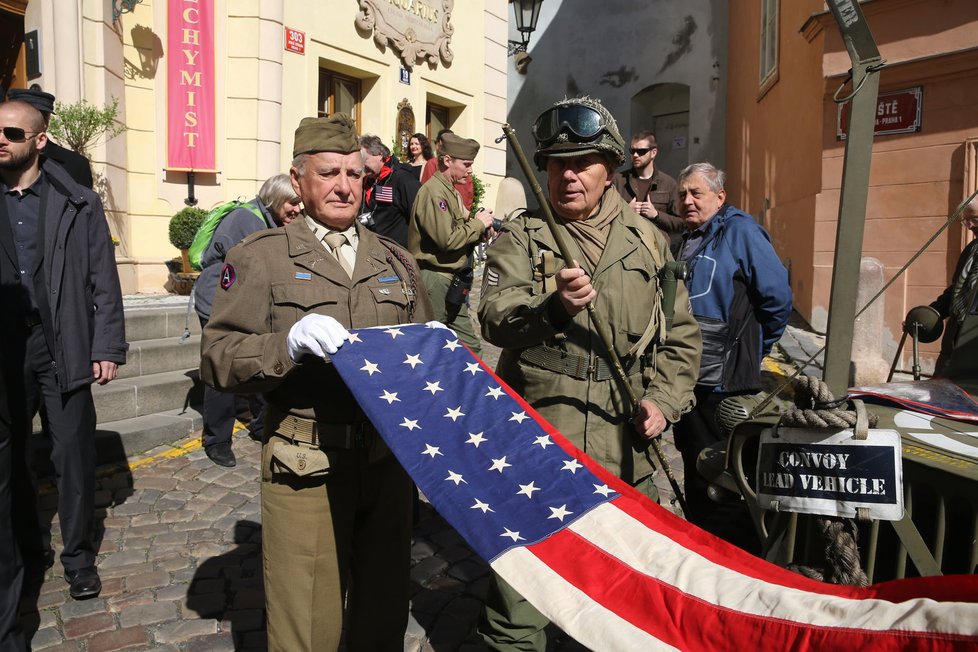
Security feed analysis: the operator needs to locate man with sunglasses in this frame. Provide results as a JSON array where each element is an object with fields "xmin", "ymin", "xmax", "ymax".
[
  {"xmin": 613, "ymin": 130, "xmax": 684, "ymax": 251},
  {"xmin": 5, "ymin": 89, "xmax": 93, "ymax": 190},
  {"xmin": 0, "ymin": 99, "xmax": 127, "ymax": 602},
  {"xmin": 477, "ymin": 96, "xmax": 701, "ymax": 651}
]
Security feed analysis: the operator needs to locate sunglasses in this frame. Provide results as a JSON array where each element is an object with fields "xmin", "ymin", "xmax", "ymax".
[
  {"xmin": 533, "ymin": 105, "xmax": 608, "ymax": 146},
  {"xmin": 630, "ymin": 147, "xmax": 652, "ymax": 156},
  {"xmin": 0, "ymin": 127, "xmax": 40, "ymax": 142}
]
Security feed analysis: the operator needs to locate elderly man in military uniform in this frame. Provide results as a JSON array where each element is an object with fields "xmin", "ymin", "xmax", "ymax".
[
  {"xmin": 476, "ymin": 96, "xmax": 702, "ymax": 651},
  {"xmin": 200, "ymin": 113, "xmax": 433, "ymax": 652},
  {"xmin": 409, "ymin": 132, "xmax": 495, "ymax": 354}
]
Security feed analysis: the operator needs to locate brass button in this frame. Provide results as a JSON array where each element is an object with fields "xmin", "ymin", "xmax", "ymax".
[{"xmin": 273, "ymin": 362, "xmax": 284, "ymax": 374}]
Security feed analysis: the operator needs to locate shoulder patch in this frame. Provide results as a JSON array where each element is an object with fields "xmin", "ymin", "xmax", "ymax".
[
  {"xmin": 438, "ymin": 199, "xmax": 449, "ymax": 212},
  {"xmin": 220, "ymin": 264, "xmax": 236, "ymax": 290}
]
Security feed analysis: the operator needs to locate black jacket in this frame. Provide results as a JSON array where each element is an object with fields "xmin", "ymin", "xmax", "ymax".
[
  {"xmin": 42, "ymin": 141, "xmax": 93, "ymax": 190},
  {"xmin": 361, "ymin": 157, "xmax": 420, "ymax": 247},
  {"xmin": 0, "ymin": 159, "xmax": 127, "ymax": 391}
]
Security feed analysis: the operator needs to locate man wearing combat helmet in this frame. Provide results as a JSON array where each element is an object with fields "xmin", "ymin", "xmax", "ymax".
[
  {"xmin": 200, "ymin": 113, "xmax": 433, "ymax": 651},
  {"xmin": 477, "ymin": 96, "xmax": 701, "ymax": 651}
]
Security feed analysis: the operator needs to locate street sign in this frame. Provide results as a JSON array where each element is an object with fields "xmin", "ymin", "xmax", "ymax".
[
  {"xmin": 285, "ymin": 27, "xmax": 305, "ymax": 54},
  {"xmin": 837, "ymin": 87, "xmax": 922, "ymax": 139}
]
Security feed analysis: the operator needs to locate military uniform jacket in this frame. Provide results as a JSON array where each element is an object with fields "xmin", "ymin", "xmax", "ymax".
[
  {"xmin": 200, "ymin": 219, "xmax": 433, "ymax": 425},
  {"xmin": 478, "ymin": 192, "xmax": 701, "ymax": 482},
  {"xmin": 408, "ymin": 171, "xmax": 484, "ymax": 275}
]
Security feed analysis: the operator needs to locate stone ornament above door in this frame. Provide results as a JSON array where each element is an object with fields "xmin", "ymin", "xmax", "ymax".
[{"xmin": 355, "ymin": 0, "xmax": 455, "ymax": 69}]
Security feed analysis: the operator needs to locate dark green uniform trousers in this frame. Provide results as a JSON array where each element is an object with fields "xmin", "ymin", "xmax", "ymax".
[{"xmin": 420, "ymin": 269, "xmax": 482, "ymax": 355}]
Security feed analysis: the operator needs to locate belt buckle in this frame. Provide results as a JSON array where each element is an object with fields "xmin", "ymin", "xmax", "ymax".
[{"xmin": 587, "ymin": 356, "xmax": 600, "ymax": 382}]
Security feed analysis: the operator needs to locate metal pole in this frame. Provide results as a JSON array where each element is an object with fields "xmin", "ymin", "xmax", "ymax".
[
  {"xmin": 497, "ymin": 124, "xmax": 688, "ymax": 514},
  {"xmin": 822, "ymin": 0, "xmax": 884, "ymax": 396}
]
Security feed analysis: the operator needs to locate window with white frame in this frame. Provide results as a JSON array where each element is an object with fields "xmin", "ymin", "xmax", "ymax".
[{"xmin": 759, "ymin": 0, "xmax": 779, "ymax": 87}]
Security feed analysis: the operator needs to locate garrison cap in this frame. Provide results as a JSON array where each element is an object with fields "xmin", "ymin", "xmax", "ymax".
[
  {"xmin": 7, "ymin": 88, "xmax": 56, "ymax": 115},
  {"xmin": 293, "ymin": 112, "xmax": 359, "ymax": 157},
  {"xmin": 440, "ymin": 133, "xmax": 480, "ymax": 160}
]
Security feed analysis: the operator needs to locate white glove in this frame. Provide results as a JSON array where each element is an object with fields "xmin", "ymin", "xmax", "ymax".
[
  {"xmin": 286, "ymin": 314, "xmax": 350, "ymax": 361},
  {"xmin": 425, "ymin": 321, "xmax": 450, "ymax": 330}
]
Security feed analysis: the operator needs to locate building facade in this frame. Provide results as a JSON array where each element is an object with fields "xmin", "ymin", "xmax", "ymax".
[
  {"xmin": 2, "ymin": 0, "xmax": 507, "ymax": 293},
  {"xmin": 506, "ymin": 0, "xmax": 729, "ymax": 189},
  {"xmin": 726, "ymin": 0, "xmax": 978, "ymax": 371}
]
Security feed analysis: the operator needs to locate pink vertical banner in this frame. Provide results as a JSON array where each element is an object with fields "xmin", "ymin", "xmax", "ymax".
[{"xmin": 167, "ymin": 0, "xmax": 216, "ymax": 171}]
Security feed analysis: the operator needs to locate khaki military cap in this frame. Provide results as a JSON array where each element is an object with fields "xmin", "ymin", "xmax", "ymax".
[
  {"xmin": 441, "ymin": 133, "xmax": 480, "ymax": 160},
  {"xmin": 293, "ymin": 113, "xmax": 359, "ymax": 157}
]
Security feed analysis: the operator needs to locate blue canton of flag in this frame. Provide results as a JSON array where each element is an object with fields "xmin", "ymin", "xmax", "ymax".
[{"xmin": 329, "ymin": 324, "xmax": 617, "ymax": 562}]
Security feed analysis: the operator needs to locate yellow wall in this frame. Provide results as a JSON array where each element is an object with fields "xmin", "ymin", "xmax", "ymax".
[{"xmin": 99, "ymin": 0, "xmax": 506, "ymax": 293}]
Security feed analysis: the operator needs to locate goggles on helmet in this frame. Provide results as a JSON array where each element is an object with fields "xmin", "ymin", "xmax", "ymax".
[{"xmin": 532, "ymin": 105, "xmax": 608, "ymax": 147}]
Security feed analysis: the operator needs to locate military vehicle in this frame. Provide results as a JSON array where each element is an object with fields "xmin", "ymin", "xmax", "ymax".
[{"xmin": 697, "ymin": 0, "xmax": 978, "ymax": 583}]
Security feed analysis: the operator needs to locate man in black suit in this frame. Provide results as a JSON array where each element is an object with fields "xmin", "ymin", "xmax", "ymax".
[
  {"xmin": 5, "ymin": 88, "xmax": 93, "ymax": 189},
  {"xmin": 0, "ymin": 98, "xmax": 127, "ymax": 601}
]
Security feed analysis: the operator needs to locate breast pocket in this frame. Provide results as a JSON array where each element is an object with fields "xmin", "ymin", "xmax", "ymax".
[
  {"xmin": 271, "ymin": 282, "xmax": 339, "ymax": 331},
  {"xmin": 366, "ymin": 282, "xmax": 409, "ymax": 325},
  {"xmin": 615, "ymin": 257, "xmax": 658, "ymax": 343}
]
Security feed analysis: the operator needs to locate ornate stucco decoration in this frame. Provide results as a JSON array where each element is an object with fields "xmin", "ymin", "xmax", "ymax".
[{"xmin": 355, "ymin": 0, "xmax": 455, "ymax": 69}]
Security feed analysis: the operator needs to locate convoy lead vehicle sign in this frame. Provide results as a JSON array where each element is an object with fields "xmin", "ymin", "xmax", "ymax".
[{"xmin": 756, "ymin": 427, "xmax": 904, "ymax": 521}]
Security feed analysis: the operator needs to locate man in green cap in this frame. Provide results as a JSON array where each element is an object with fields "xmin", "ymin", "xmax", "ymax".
[
  {"xmin": 201, "ymin": 112, "xmax": 433, "ymax": 651},
  {"xmin": 476, "ymin": 96, "xmax": 702, "ymax": 651},
  {"xmin": 409, "ymin": 132, "xmax": 496, "ymax": 354}
]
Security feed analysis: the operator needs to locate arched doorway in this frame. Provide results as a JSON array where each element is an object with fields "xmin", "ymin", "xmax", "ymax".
[
  {"xmin": 630, "ymin": 83, "xmax": 690, "ymax": 179},
  {"xmin": 0, "ymin": 1, "xmax": 27, "ymax": 95}
]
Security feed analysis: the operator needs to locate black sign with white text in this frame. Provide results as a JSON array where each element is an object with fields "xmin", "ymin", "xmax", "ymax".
[{"xmin": 756, "ymin": 428, "xmax": 903, "ymax": 520}]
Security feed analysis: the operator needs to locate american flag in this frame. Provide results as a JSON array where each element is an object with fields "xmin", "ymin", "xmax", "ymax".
[
  {"xmin": 331, "ymin": 324, "xmax": 978, "ymax": 651},
  {"xmin": 375, "ymin": 184, "xmax": 394, "ymax": 204}
]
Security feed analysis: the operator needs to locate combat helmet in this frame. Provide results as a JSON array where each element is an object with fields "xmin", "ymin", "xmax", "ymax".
[{"xmin": 532, "ymin": 96, "xmax": 625, "ymax": 170}]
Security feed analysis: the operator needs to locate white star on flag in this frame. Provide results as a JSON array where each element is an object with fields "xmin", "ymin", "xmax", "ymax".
[
  {"xmin": 444, "ymin": 406, "xmax": 465, "ymax": 421},
  {"xmin": 510, "ymin": 411, "xmax": 529, "ymax": 424},
  {"xmin": 422, "ymin": 444, "xmax": 442, "ymax": 458},
  {"xmin": 466, "ymin": 432, "xmax": 487, "ymax": 447},
  {"xmin": 500, "ymin": 528, "xmax": 524, "ymax": 542},
  {"xmin": 593, "ymin": 484, "xmax": 614, "ymax": 497},
  {"xmin": 423, "ymin": 381, "xmax": 443, "ymax": 395},
  {"xmin": 485, "ymin": 386, "xmax": 504, "ymax": 399},
  {"xmin": 360, "ymin": 360, "xmax": 380, "ymax": 375},
  {"xmin": 346, "ymin": 332, "xmax": 362, "ymax": 343},
  {"xmin": 443, "ymin": 339, "xmax": 462, "ymax": 351},
  {"xmin": 379, "ymin": 390, "xmax": 400, "ymax": 404},
  {"xmin": 561, "ymin": 459, "xmax": 583, "ymax": 474},
  {"xmin": 400, "ymin": 418, "xmax": 420, "ymax": 431},
  {"xmin": 384, "ymin": 327, "xmax": 404, "ymax": 338},
  {"xmin": 533, "ymin": 435, "xmax": 553, "ymax": 449},
  {"xmin": 445, "ymin": 470, "xmax": 466, "ymax": 485},
  {"xmin": 489, "ymin": 457, "xmax": 511, "ymax": 473},
  {"xmin": 403, "ymin": 354, "xmax": 423, "ymax": 368},
  {"xmin": 548, "ymin": 505, "xmax": 573, "ymax": 521},
  {"xmin": 517, "ymin": 482, "xmax": 540, "ymax": 499},
  {"xmin": 464, "ymin": 362, "xmax": 483, "ymax": 375},
  {"xmin": 471, "ymin": 499, "xmax": 494, "ymax": 514}
]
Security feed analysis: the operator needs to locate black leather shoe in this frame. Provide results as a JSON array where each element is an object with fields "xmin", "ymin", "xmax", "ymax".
[
  {"xmin": 205, "ymin": 443, "xmax": 236, "ymax": 467},
  {"xmin": 64, "ymin": 567, "xmax": 101, "ymax": 600}
]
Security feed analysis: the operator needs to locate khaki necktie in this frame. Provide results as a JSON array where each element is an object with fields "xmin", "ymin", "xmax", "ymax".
[{"xmin": 324, "ymin": 232, "xmax": 354, "ymax": 278}]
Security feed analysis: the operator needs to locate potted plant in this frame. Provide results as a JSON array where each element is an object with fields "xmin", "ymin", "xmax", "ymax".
[{"xmin": 168, "ymin": 206, "xmax": 207, "ymax": 273}]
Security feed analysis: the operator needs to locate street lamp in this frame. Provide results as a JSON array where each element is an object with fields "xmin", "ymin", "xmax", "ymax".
[
  {"xmin": 509, "ymin": 0, "xmax": 543, "ymax": 54},
  {"xmin": 113, "ymin": 0, "xmax": 144, "ymax": 24}
]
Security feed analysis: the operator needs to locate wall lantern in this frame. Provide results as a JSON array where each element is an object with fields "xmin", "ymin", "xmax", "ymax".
[
  {"xmin": 113, "ymin": 0, "xmax": 145, "ymax": 24},
  {"xmin": 509, "ymin": 0, "xmax": 543, "ymax": 55}
]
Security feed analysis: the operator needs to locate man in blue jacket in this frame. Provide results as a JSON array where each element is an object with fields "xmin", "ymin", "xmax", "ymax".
[
  {"xmin": 674, "ymin": 162, "xmax": 792, "ymax": 551},
  {"xmin": 0, "ymin": 99, "xmax": 127, "ymax": 601}
]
